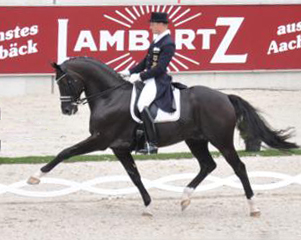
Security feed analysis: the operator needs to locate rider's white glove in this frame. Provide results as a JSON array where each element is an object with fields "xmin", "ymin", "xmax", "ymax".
[
  {"xmin": 118, "ymin": 70, "xmax": 130, "ymax": 79},
  {"xmin": 129, "ymin": 73, "xmax": 141, "ymax": 83}
]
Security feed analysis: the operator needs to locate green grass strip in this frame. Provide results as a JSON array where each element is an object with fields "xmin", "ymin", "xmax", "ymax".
[{"xmin": 0, "ymin": 148, "xmax": 300, "ymax": 165}]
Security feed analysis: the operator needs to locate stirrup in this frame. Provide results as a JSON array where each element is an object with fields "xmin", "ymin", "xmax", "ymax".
[{"xmin": 138, "ymin": 142, "xmax": 158, "ymax": 155}]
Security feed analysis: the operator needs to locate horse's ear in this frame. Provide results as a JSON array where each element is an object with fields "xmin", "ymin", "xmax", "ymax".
[{"xmin": 51, "ymin": 62, "xmax": 62, "ymax": 71}]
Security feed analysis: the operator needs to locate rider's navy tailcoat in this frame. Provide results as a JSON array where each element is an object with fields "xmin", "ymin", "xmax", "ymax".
[{"xmin": 129, "ymin": 34, "xmax": 176, "ymax": 113}]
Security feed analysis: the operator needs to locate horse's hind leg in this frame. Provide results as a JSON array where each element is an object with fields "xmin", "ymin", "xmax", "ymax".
[
  {"xmin": 181, "ymin": 139, "xmax": 217, "ymax": 211},
  {"xmin": 218, "ymin": 144, "xmax": 261, "ymax": 217},
  {"xmin": 113, "ymin": 149, "xmax": 152, "ymax": 216}
]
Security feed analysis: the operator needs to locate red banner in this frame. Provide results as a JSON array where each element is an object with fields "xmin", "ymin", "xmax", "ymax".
[{"xmin": 0, "ymin": 5, "xmax": 301, "ymax": 74}]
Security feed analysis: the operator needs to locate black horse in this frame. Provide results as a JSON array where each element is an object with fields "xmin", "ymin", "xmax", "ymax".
[{"xmin": 28, "ymin": 57, "xmax": 298, "ymax": 216}]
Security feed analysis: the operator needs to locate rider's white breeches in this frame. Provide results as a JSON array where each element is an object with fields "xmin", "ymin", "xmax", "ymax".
[{"xmin": 137, "ymin": 78, "xmax": 157, "ymax": 112}]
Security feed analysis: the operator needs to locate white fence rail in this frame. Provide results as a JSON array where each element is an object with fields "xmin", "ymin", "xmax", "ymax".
[{"xmin": 0, "ymin": 171, "xmax": 300, "ymax": 198}]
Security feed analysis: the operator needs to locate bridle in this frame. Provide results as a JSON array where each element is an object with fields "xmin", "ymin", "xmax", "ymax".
[
  {"xmin": 55, "ymin": 73, "xmax": 127, "ymax": 105},
  {"xmin": 56, "ymin": 73, "xmax": 82, "ymax": 105}
]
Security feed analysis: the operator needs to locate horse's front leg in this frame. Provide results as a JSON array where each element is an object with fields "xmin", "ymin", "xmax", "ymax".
[
  {"xmin": 112, "ymin": 149, "xmax": 152, "ymax": 216},
  {"xmin": 27, "ymin": 134, "xmax": 104, "ymax": 184}
]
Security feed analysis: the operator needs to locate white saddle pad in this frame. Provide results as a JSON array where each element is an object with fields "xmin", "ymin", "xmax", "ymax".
[{"xmin": 130, "ymin": 85, "xmax": 181, "ymax": 123}]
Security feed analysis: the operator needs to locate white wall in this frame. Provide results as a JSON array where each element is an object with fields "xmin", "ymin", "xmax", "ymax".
[
  {"xmin": 0, "ymin": 76, "xmax": 53, "ymax": 97},
  {"xmin": 1, "ymin": 0, "xmax": 301, "ymax": 5},
  {"xmin": 57, "ymin": 0, "xmax": 301, "ymax": 5},
  {"xmin": 1, "ymin": 71, "xmax": 300, "ymax": 97},
  {"xmin": 172, "ymin": 71, "xmax": 301, "ymax": 90},
  {"xmin": 0, "ymin": 0, "xmax": 301, "ymax": 96},
  {"xmin": 0, "ymin": 0, "xmax": 53, "ymax": 6}
]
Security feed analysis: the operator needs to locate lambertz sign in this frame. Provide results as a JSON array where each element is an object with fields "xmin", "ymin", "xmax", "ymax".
[{"xmin": 0, "ymin": 5, "xmax": 301, "ymax": 74}]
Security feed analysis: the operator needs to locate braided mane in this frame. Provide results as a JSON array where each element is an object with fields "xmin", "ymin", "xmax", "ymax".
[{"xmin": 64, "ymin": 56, "xmax": 125, "ymax": 81}]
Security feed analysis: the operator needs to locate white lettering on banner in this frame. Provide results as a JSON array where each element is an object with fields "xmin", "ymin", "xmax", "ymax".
[
  {"xmin": 267, "ymin": 20, "xmax": 301, "ymax": 55},
  {"xmin": 211, "ymin": 17, "xmax": 248, "ymax": 63},
  {"xmin": 0, "ymin": 24, "xmax": 39, "ymax": 60},
  {"xmin": 74, "ymin": 31, "xmax": 97, "ymax": 51},
  {"xmin": 277, "ymin": 21, "xmax": 301, "ymax": 35},
  {"xmin": 267, "ymin": 34, "xmax": 301, "ymax": 55},
  {"xmin": 129, "ymin": 30, "xmax": 149, "ymax": 51},
  {"xmin": 0, "ymin": 40, "xmax": 38, "ymax": 60},
  {"xmin": 100, "ymin": 30, "xmax": 125, "ymax": 51},
  {"xmin": 196, "ymin": 29, "xmax": 216, "ymax": 50},
  {"xmin": 57, "ymin": 16, "xmax": 248, "ymax": 66},
  {"xmin": 57, "ymin": 19, "xmax": 69, "ymax": 64},
  {"xmin": 0, "ymin": 25, "xmax": 38, "ymax": 42},
  {"xmin": 176, "ymin": 29, "xmax": 196, "ymax": 50}
]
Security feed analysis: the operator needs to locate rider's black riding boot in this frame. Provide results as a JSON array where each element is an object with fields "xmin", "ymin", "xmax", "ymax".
[{"xmin": 138, "ymin": 107, "xmax": 158, "ymax": 155}]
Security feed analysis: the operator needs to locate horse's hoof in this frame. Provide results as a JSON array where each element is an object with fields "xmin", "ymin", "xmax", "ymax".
[
  {"xmin": 27, "ymin": 176, "xmax": 41, "ymax": 185},
  {"xmin": 181, "ymin": 199, "xmax": 191, "ymax": 211},
  {"xmin": 142, "ymin": 211, "xmax": 153, "ymax": 217},
  {"xmin": 250, "ymin": 210, "xmax": 261, "ymax": 217},
  {"xmin": 142, "ymin": 206, "xmax": 153, "ymax": 217}
]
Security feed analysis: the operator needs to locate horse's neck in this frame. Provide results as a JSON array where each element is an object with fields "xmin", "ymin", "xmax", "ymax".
[
  {"xmin": 67, "ymin": 60, "xmax": 125, "ymax": 108},
  {"xmin": 86, "ymin": 73, "xmax": 118, "ymax": 91},
  {"xmin": 84, "ymin": 79, "xmax": 131, "ymax": 112},
  {"xmin": 78, "ymin": 64, "xmax": 125, "ymax": 109},
  {"xmin": 71, "ymin": 63, "xmax": 121, "ymax": 94}
]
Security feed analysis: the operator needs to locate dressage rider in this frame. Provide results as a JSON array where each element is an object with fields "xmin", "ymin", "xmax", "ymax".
[{"xmin": 119, "ymin": 12, "xmax": 176, "ymax": 154}]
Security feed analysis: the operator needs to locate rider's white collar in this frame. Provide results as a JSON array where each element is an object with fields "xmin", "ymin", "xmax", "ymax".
[{"xmin": 154, "ymin": 30, "xmax": 171, "ymax": 44}]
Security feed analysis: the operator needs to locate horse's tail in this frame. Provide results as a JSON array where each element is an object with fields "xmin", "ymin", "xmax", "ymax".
[{"xmin": 228, "ymin": 94, "xmax": 299, "ymax": 150}]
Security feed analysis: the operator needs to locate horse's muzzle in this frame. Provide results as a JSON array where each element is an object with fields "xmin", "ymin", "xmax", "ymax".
[{"xmin": 61, "ymin": 104, "xmax": 78, "ymax": 115}]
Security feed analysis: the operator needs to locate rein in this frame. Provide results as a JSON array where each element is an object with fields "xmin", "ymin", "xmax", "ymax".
[
  {"xmin": 56, "ymin": 73, "xmax": 127, "ymax": 105},
  {"xmin": 76, "ymin": 82, "xmax": 127, "ymax": 105}
]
